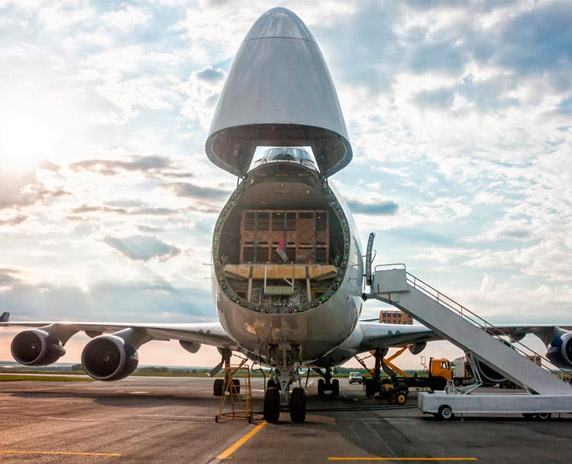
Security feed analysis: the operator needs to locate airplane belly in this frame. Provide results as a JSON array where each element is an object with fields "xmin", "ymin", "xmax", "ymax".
[{"xmin": 216, "ymin": 280, "xmax": 360, "ymax": 362}]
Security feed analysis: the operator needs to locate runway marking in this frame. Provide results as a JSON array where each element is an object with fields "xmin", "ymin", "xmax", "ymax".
[
  {"xmin": 0, "ymin": 449, "xmax": 121, "ymax": 457},
  {"xmin": 329, "ymin": 458, "xmax": 477, "ymax": 461},
  {"xmin": 216, "ymin": 421, "xmax": 267, "ymax": 459}
]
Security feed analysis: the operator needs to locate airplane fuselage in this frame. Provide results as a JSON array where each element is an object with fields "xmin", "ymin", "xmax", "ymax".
[{"xmin": 212, "ymin": 156, "xmax": 364, "ymax": 367}]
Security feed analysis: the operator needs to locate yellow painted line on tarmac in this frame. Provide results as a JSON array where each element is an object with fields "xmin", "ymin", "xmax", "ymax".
[
  {"xmin": 0, "ymin": 449, "xmax": 121, "ymax": 457},
  {"xmin": 217, "ymin": 421, "xmax": 267, "ymax": 459},
  {"xmin": 329, "ymin": 458, "xmax": 477, "ymax": 461}
]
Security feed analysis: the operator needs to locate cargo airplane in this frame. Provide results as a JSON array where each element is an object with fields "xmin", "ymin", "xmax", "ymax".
[{"xmin": 2, "ymin": 8, "xmax": 572, "ymax": 423}]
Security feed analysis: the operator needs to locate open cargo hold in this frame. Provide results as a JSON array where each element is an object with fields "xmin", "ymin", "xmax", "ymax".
[
  {"xmin": 222, "ymin": 209, "xmax": 337, "ymax": 306},
  {"xmin": 213, "ymin": 158, "xmax": 351, "ymax": 312},
  {"xmin": 239, "ymin": 210, "xmax": 329, "ymax": 265}
]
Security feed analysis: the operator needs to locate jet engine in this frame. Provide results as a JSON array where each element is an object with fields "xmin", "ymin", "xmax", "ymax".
[
  {"xmin": 546, "ymin": 332, "xmax": 572, "ymax": 369},
  {"xmin": 11, "ymin": 329, "xmax": 66, "ymax": 366},
  {"xmin": 408, "ymin": 342, "xmax": 427, "ymax": 355},
  {"xmin": 81, "ymin": 335, "xmax": 139, "ymax": 381}
]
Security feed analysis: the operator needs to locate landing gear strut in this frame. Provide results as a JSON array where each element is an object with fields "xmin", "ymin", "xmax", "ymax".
[
  {"xmin": 363, "ymin": 348, "xmax": 383, "ymax": 397},
  {"xmin": 316, "ymin": 368, "xmax": 339, "ymax": 396}
]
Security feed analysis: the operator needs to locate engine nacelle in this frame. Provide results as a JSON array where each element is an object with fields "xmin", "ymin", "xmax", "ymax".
[
  {"xmin": 81, "ymin": 335, "xmax": 139, "ymax": 381},
  {"xmin": 180, "ymin": 340, "xmax": 201, "ymax": 354},
  {"xmin": 471, "ymin": 359, "xmax": 507, "ymax": 385},
  {"xmin": 408, "ymin": 342, "xmax": 427, "ymax": 355},
  {"xmin": 546, "ymin": 332, "xmax": 572, "ymax": 369},
  {"xmin": 11, "ymin": 329, "xmax": 66, "ymax": 366}
]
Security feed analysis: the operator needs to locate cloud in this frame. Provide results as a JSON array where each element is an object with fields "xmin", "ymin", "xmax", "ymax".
[
  {"xmin": 347, "ymin": 200, "xmax": 399, "ymax": 216},
  {"xmin": 0, "ymin": 214, "xmax": 27, "ymax": 226},
  {"xmin": 0, "ymin": 280, "xmax": 214, "ymax": 323},
  {"xmin": 161, "ymin": 182, "xmax": 230, "ymax": 201},
  {"xmin": 195, "ymin": 66, "xmax": 225, "ymax": 84},
  {"xmin": 100, "ymin": 5, "xmax": 151, "ymax": 34},
  {"xmin": 489, "ymin": 1, "xmax": 572, "ymax": 76},
  {"xmin": 0, "ymin": 268, "xmax": 20, "ymax": 288},
  {"xmin": 0, "ymin": 170, "xmax": 70, "ymax": 212},
  {"xmin": 69, "ymin": 155, "xmax": 174, "ymax": 176},
  {"xmin": 103, "ymin": 235, "xmax": 181, "ymax": 262},
  {"xmin": 69, "ymin": 204, "xmax": 179, "ymax": 216}
]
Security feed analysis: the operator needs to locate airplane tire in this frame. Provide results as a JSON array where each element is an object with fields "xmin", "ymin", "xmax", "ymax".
[
  {"xmin": 213, "ymin": 378, "xmax": 224, "ymax": 397},
  {"xmin": 290, "ymin": 387, "xmax": 306, "ymax": 423},
  {"xmin": 365, "ymin": 379, "xmax": 377, "ymax": 397},
  {"xmin": 263, "ymin": 387, "xmax": 281, "ymax": 423},
  {"xmin": 267, "ymin": 379, "xmax": 276, "ymax": 389},
  {"xmin": 534, "ymin": 413, "xmax": 552, "ymax": 421},
  {"xmin": 332, "ymin": 379, "xmax": 340, "ymax": 396},
  {"xmin": 318, "ymin": 379, "xmax": 325, "ymax": 396}
]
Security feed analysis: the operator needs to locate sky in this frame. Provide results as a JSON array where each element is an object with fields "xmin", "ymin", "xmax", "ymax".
[{"xmin": 1, "ymin": 0, "xmax": 571, "ymax": 370}]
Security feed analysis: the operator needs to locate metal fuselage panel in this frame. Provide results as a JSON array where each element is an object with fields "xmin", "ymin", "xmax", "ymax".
[{"xmin": 212, "ymin": 179, "xmax": 363, "ymax": 365}]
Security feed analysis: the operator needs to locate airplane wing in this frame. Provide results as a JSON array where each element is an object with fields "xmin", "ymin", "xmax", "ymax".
[
  {"xmin": 357, "ymin": 321, "xmax": 572, "ymax": 353},
  {"xmin": 358, "ymin": 322, "xmax": 436, "ymax": 351},
  {"xmin": 0, "ymin": 319, "xmax": 238, "ymax": 350}
]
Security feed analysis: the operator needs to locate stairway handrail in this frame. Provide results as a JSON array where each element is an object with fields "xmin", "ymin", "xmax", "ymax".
[{"xmin": 403, "ymin": 271, "xmax": 568, "ymax": 378}]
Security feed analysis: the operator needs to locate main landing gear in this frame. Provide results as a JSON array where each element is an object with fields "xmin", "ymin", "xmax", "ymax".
[
  {"xmin": 263, "ymin": 369, "xmax": 307, "ymax": 423},
  {"xmin": 316, "ymin": 368, "xmax": 340, "ymax": 396}
]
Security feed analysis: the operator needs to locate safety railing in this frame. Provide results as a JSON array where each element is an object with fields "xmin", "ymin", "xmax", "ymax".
[{"xmin": 373, "ymin": 263, "xmax": 568, "ymax": 380}]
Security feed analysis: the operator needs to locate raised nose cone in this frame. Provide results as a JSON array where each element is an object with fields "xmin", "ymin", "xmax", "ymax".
[
  {"xmin": 205, "ymin": 7, "xmax": 352, "ymax": 178},
  {"xmin": 244, "ymin": 7, "xmax": 316, "ymax": 42}
]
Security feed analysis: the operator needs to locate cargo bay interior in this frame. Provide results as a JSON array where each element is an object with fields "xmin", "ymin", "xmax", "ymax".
[{"xmin": 216, "ymin": 158, "xmax": 348, "ymax": 309}]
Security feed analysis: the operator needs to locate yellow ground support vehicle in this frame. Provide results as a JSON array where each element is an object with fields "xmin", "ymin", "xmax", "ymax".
[
  {"xmin": 427, "ymin": 357, "xmax": 453, "ymax": 391},
  {"xmin": 378, "ymin": 379, "xmax": 409, "ymax": 405}
]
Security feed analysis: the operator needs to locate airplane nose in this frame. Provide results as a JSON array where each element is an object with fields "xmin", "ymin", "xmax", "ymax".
[
  {"xmin": 205, "ymin": 7, "xmax": 352, "ymax": 179},
  {"xmin": 244, "ymin": 7, "xmax": 316, "ymax": 42}
]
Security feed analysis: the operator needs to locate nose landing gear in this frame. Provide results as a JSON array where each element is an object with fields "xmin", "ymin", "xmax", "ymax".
[{"xmin": 263, "ymin": 368, "xmax": 307, "ymax": 423}]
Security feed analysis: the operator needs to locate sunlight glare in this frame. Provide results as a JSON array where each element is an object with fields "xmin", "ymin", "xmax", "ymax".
[{"xmin": 0, "ymin": 114, "xmax": 58, "ymax": 170}]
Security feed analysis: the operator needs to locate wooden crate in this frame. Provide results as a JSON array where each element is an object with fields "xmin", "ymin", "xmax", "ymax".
[{"xmin": 239, "ymin": 210, "xmax": 329, "ymax": 264}]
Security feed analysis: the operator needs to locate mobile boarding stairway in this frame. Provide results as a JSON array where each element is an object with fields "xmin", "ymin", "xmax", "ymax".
[{"xmin": 366, "ymin": 263, "xmax": 572, "ymax": 419}]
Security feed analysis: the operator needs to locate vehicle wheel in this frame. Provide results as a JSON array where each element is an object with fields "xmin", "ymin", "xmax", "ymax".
[
  {"xmin": 438, "ymin": 405, "xmax": 454, "ymax": 421},
  {"xmin": 429, "ymin": 376, "xmax": 447, "ymax": 392},
  {"xmin": 263, "ymin": 387, "xmax": 281, "ymax": 423},
  {"xmin": 534, "ymin": 412, "xmax": 552, "ymax": 421},
  {"xmin": 396, "ymin": 393, "xmax": 407, "ymax": 405},
  {"xmin": 332, "ymin": 379, "xmax": 340, "ymax": 396},
  {"xmin": 318, "ymin": 379, "xmax": 325, "ymax": 396},
  {"xmin": 388, "ymin": 393, "xmax": 397, "ymax": 404},
  {"xmin": 365, "ymin": 378, "xmax": 377, "ymax": 397},
  {"xmin": 232, "ymin": 378, "xmax": 240, "ymax": 394},
  {"xmin": 453, "ymin": 379, "xmax": 460, "ymax": 387},
  {"xmin": 290, "ymin": 387, "xmax": 306, "ymax": 423},
  {"xmin": 213, "ymin": 378, "xmax": 224, "ymax": 397}
]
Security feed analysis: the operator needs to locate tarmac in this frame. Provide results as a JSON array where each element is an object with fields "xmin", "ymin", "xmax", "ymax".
[{"xmin": 1, "ymin": 376, "xmax": 571, "ymax": 463}]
